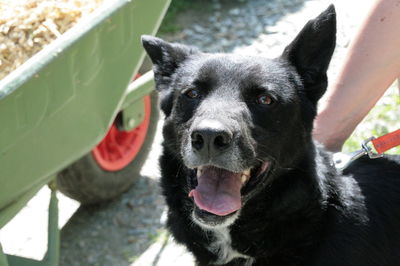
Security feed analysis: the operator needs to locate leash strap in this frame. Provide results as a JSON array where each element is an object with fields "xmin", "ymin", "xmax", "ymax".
[
  {"xmin": 371, "ymin": 129, "xmax": 400, "ymax": 154},
  {"xmin": 334, "ymin": 129, "xmax": 400, "ymax": 170}
]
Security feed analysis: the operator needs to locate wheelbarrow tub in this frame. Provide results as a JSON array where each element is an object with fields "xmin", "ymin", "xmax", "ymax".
[{"xmin": 0, "ymin": 0, "xmax": 169, "ymax": 227}]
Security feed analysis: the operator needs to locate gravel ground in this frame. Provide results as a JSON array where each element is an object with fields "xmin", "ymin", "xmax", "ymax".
[{"xmin": 3, "ymin": 0, "xmax": 398, "ymax": 265}]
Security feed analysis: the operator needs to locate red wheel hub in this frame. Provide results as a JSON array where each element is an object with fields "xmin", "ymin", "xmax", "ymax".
[{"xmin": 92, "ymin": 95, "xmax": 151, "ymax": 171}]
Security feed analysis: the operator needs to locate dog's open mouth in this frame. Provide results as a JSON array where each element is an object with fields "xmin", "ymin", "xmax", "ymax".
[{"xmin": 188, "ymin": 161, "xmax": 270, "ymax": 216}]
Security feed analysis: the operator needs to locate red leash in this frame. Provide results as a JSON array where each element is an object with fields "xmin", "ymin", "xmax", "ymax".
[
  {"xmin": 371, "ymin": 129, "xmax": 400, "ymax": 154},
  {"xmin": 334, "ymin": 129, "xmax": 400, "ymax": 170}
]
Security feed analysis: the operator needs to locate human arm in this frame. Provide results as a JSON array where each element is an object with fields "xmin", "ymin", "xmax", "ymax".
[{"xmin": 313, "ymin": 0, "xmax": 400, "ymax": 152}]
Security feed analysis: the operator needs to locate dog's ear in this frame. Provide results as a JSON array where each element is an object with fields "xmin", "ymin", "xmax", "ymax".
[
  {"xmin": 282, "ymin": 5, "xmax": 336, "ymax": 105},
  {"xmin": 141, "ymin": 35, "xmax": 199, "ymax": 116},
  {"xmin": 141, "ymin": 35, "xmax": 198, "ymax": 81}
]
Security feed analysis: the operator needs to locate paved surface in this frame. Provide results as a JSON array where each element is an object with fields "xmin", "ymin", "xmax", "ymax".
[{"xmin": 2, "ymin": 0, "xmax": 394, "ymax": 265}]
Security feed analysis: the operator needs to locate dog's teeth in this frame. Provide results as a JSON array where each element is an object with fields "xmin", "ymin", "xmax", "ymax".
[
  {"xmin": 196, "ymin": 166, "xmax": 204, "ymax": 177},
  {"xmin": 243, "ymin": 169, "xmax": 251, "ymax": 176},
  {"xmin": 240, "ymin": 169, "xmax": 251, "ymax": 184}
]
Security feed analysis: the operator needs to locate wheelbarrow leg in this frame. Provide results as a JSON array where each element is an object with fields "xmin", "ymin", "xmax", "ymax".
[
  {"xmin": 5, "ymin": 180, "xmax": 60, "ymax": 266},
  {"xmin": 43, "ymin": 182, "xmax": 59, "ymax": 266},
  {"xmin": 0, "ymin": 244, "xmax": 9, "ymax": 266}
]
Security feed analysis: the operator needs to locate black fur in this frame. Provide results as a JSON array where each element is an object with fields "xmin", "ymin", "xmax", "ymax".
[{"xmin": 142, "ymin": 5, "xmax": 400, "ymax": 266}]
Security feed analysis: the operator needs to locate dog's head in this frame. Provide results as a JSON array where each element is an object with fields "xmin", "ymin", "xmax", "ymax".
[{"xmin": 142, "ymin": 6, "xmax": 336, "ymax": 227}]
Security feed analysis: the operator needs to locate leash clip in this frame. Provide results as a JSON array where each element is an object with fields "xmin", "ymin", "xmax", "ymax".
[
  {"xmin": 334, "ymin": 136, "xmax": 383, "ymax": 171},
  {"xmin": 361, "ymin": 137, "xmax": 384, "ymax": 159},
  {"xmin": 334, "ymin": 129, "xmax": 400, "ymax": 171}
]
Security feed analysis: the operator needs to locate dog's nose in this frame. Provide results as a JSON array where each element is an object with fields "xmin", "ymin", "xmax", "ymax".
[{"xmin": 191, "ymin": 120, "xmax": 233, "ymax": 157}]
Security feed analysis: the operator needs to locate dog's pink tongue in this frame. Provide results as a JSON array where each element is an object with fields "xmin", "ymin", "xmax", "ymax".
[{"xmin": 189, "ymin": 167, "xmax": 242, "ymax": 216}]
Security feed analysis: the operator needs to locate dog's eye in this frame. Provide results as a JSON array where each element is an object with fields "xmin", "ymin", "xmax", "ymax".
[
  {"xmin": 256, "ymin": 94, "xmax": 274, "ymax": 105},
  {"xmin": 185, "ymin": 89, "xmax": 201, "ymax": 99}
]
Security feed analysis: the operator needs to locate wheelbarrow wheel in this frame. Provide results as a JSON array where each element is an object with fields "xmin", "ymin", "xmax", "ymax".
[{"xmin": 57, "ymin": 92, "xmax": 159, "ymax": 205}]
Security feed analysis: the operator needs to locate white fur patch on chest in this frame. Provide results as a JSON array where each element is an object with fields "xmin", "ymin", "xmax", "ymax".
[
  {"xmin": 208, "ymin": 227, "xmax": 253, "ymax": 265},
  {"xmin": 191, "ymin": 210, "xmax": 254, "ymax": 265}
]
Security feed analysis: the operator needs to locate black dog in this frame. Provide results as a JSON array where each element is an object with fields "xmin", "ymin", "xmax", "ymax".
[{"xmin": 142, "ymin": 5, "xmax": 400, "ymax": 266}]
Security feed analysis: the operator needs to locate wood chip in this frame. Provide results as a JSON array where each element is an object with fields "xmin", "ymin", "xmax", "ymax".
[{"xmin": 0, "ymin": 0, "xmax": 103, "ymax": 80}]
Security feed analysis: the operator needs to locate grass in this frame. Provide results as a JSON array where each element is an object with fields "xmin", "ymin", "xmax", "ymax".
[
  {"xmin": 158, "ymin": 0, "xmax": 196, "ymax": 35},
  {"xmin": 343, "ymin": 84, "xmax": 400, "ymax": 155},
  {"xmin": 158, "ymin": 0, "xmax": 210, "ymax": 35}
]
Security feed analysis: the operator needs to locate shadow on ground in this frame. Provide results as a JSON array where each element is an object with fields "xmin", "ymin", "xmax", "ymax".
[{"xmin": 60, "ymin": 176, "xmax": 166, "ymax": 266}]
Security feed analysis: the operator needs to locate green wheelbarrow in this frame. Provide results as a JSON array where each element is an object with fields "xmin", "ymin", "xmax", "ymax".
[{"xmin": 0, "ymin": 0, "xmax": 170, "ymax": 265}]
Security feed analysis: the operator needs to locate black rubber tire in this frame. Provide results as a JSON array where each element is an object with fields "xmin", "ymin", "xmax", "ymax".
[{"xmin": 57, "ymin": 92, "xmax": 159, "ymax": 205}]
